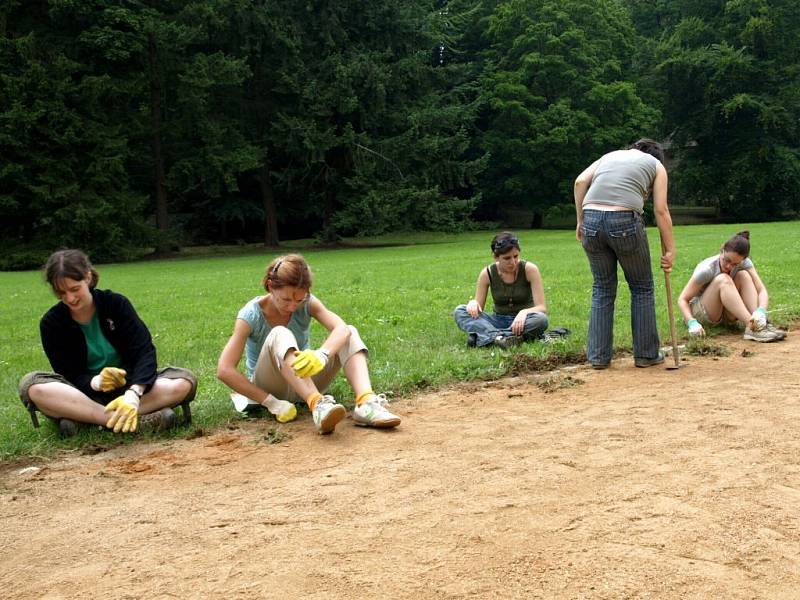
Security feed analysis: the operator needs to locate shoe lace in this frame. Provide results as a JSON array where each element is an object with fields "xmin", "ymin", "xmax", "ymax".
[
  {"xmin": 366, "ymin": 393, "xmax": 389, "ymax": 408},
  {"xmin": 317, "ymin": 394, "xmax": 335, "ymax": 408}
]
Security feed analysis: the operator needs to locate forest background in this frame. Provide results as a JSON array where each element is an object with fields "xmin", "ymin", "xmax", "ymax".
[{"xmin": 2, "ymin": 0, "xmax": 799, "ymax": 269}]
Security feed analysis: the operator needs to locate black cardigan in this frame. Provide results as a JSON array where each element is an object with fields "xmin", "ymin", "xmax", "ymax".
[{"xmin": 40, "ymin": 288, "xmax": 158, "ymax": 398}]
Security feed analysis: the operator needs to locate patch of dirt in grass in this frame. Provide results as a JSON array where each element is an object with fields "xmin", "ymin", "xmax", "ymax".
[
  {"xmin": 535, "ymin": 373, "xmax": 585, "ymax": 394},
  {"xmin": 684, "ymin": 337, "xmax": 732, "ymax": 357},
  {"xmin": 2, "ymin": 330, "xmax": 798, "ymax": 599},
  {"xmin": 262, "ymin": 426, "xmax": 291, "ymax": 445},
  {"xmin": 510, "ymin": 350, "xmax": 588, "ymax": 373}
]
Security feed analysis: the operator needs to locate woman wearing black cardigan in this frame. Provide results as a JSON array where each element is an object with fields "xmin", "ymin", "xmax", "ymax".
[{"xmin": 19, "ymin": 249, "xmax": 196, "ymax": 437}]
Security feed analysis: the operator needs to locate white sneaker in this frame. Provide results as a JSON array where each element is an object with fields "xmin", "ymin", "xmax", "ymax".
[
  {"xmin": 352, "ymin": 394, "xmax": 401, "ymax": 428},
  {"xmin": 766, "ymin": 323, "xmax": 787, "ymax": 340},
  {"xmin": 312, "ymin": 395, "xmax": 346, "ymax": 434},
  {"xmin": 743, "ymin": 327, "xmax": 780, "ymax": 343}
]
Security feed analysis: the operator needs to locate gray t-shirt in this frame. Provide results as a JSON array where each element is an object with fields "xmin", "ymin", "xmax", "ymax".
[
  {"xmin": 583, "ymin": 149, "xmax": 659, "ymax": 214},
  {"xmin": 690, "ymin": 255, "xmax": 754, "ymax": 298},
  {"xmin": 237, "ymin": 295, "xmax": 313, "ymax": 378}
]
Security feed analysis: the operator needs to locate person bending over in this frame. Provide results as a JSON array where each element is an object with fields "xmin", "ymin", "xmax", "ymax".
[
  {"xmin": 574, "ymin": 138, "xmax": 675, "ymax": 369},
  {"xmin": 217, "ymin": 254, "xmax": 400, "ymax": 435}
]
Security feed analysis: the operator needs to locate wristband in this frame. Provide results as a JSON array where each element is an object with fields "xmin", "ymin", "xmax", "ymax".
[
  {"xmin": 754, "ymin": 307, "xmax": 767, "ymax": 316},
  {"xmin": 687, "ymin": 318, "xmax": 700, "ymax": 327}
]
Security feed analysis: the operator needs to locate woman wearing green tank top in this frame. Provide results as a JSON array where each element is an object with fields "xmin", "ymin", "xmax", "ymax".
[
  {"xmin": 453, "ymin": 232, "xmax": 549, "ymax": 348},
  {"xmin": 18, "ymin": 249, "xmax": 196, "ymax": 438}
]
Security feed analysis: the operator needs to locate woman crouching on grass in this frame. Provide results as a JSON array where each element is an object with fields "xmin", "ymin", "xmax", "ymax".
[
  {"xmin": 216, "ymin": 254, "xmax": 400, "ymax": 434},
  {"xmin": 677, "ymin": 231, "xmax": 787, "ymax": 342},
  {"xmin": 453, "ymin": 232, "xmax": 548, "ymax": 349},
  {"xmin": 19, "ymin": 249, "xmax": 197, "ymax": 438}
]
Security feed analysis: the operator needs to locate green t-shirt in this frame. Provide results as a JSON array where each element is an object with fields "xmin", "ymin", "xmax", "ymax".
[{"xmin": 77, "ymin": 312, "xmax": 122, "ymax": 375}]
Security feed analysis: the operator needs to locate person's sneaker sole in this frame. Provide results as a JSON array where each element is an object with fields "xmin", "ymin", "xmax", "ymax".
[
  {"xmin": 743, "ymin": 331, "xmax": 780, "ymax": 343},
  {"xmin": 318, "ymin": 404, "xmax": 346, "ymax": 434},
  {"xmin": 354, "ymin": 415, "xmax": 401, "ymax": 428},
  {"xmin": 591, "ymin": 363, "xmax": 610, "ymax": 370},
  {"xmin": 766, "ymin": 324, "xmax": 787, "ymax": 340}
]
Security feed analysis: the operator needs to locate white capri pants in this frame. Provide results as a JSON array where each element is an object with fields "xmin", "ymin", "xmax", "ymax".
[{"xmin": 253, "ymin": 325, "xmax": 367, "ymax": 402}]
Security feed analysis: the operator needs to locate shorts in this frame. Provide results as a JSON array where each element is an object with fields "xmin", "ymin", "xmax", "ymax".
[
  {"xmin": 18, "ymin": 367, "xmax": 196, "ymax": 410},
  {"xmin": 689, "ymin": 297, "xmax": 722, "ymax": 326}
]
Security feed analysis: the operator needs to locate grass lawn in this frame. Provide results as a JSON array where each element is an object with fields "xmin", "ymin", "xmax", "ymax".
[{"xmin": 1, "ymin": 222, "xmax": 798, "ymax": 459}]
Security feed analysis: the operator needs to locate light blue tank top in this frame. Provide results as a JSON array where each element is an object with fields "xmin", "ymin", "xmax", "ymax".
[{"xmin": 237, "ymin": 295, "xmax": 313, "ymax": 378}]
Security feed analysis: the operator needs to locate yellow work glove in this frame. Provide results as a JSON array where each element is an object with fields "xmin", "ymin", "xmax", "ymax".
[
  {"xmin": 91, "ymin": 367, "xmax": 127, "ymax": 392},
  {"xmin": 263, "ymin": 395, "xmax": 298, "ymax": 423},
  {"xmin": 104, "ymin": 389, "xmax": 141, "ymax": 433},
  {"xmin": 291, "ymin": 349, "xmax": 329, "ymax": 378}
]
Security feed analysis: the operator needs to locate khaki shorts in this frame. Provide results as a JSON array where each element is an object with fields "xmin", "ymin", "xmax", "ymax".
[
  {"xmin": 689, "ymin": 296, "xmax": 722, "ymax": 326},
  {"xmin": 19, "ymin": 367, "xmax": 197, "ymax": 410}
]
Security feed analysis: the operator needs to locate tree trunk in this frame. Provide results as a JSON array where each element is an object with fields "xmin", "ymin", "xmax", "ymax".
[
  {"xmin": 259, "ymin": 160, "xmax": 279, "ymax": 247},
  {"xmin": 530, "ymin": 211, "xmax": 543, "ymax": 229},
  {"xmin": 148, "ymin": 31, "xmax": 169, "ymax": 254},
  {"xmin": 320, "ymin": 185, "xmax": 339, "ymax": 244}
]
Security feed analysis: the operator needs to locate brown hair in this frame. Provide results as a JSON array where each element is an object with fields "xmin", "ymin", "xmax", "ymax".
[
  {"xmin": 263, "ymin": 254, "xmax": 313, "ymax": 292},
  {"xmin": 722, "ymin": 230, "xmax": 750, "ymax": 257},
  {"xmin": 490, "ymin": 232, "xmax": 520, "ymax": 257},
  {"xmin": 44, "ymin": 249, "xmax": 99, "ymax": 292},
  {"xmin": 629, "ymin": 138, "xmax": 665, "ymax": 163}
]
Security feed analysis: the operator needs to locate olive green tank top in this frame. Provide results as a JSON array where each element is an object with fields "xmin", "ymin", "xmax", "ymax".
[{"xmin": 488, "ymin": 260, "xmax": 533, "ymax": 316}]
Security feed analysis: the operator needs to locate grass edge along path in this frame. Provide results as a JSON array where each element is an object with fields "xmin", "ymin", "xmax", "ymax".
[{"xmin": 1, "ymin": 222, "xmax": 798, "ymax": 459}]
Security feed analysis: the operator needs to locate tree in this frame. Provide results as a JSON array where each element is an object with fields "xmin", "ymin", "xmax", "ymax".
[
  {"xmin": 0, "ymin": 0, "xmax": 148, "ymax": 267},
  {"xmin": 654, "ymin": 0, "xmax": 800, "ymax": 218},
  {"xmin": 477, "ymin": 0, "xmax": 660, "ymax": 226},
  {"xmin": 251, "ymin": 0, "xmax": 486, "ymax": 241}
]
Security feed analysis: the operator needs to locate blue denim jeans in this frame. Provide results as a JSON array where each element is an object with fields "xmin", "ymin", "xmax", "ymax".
[
  {"xmin": 580, "ymin": 209, "xmax": 660, "ymax": 365},
  {"xmin": 453, "ymin": 305, "xmax": 548, "ymax": 347}
]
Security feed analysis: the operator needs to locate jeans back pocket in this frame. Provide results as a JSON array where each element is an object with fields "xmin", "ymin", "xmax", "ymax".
[{"xmin": 607, "ymin": 222, "xmax": 642, "ymax": 254}]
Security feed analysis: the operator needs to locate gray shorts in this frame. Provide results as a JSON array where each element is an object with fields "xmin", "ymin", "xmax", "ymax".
[
  {"xmin": 689, "ymin": 297, "xmax": 722, "ymax": 326},
  {"xmin": 19, "ymin": 367, "xmax": 197, "ymax": 410}
]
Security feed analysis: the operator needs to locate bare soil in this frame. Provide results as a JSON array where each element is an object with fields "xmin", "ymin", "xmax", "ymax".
[{"xmin": 2, "ymin": 331, "xmax": 800, "ymax": 599}]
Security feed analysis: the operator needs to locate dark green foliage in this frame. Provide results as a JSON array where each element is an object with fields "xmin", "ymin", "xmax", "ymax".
[
  {"xmin": 2, "ymin": 0, "xmax": 799, "ymax": 266},
  {"xmin": 647, "ymin": 0, "xmax": 800, "ymax": 219},
  {"xmin": 0, "ymin": 17, "xmax": 147, "ymax": 267},
  {"xmin": 477, "ymin": 0, "xmax": 660, "ymax": 225}
]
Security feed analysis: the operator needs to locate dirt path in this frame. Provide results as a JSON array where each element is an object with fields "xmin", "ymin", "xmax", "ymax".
[{"xmin": 2, "ymin": 332, "xmax": 799, "ymax": 599}]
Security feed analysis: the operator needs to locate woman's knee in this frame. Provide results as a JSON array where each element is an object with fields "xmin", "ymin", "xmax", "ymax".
[
  {"xmin": 266, "ymin": 325, "xmax": 293, "ymax": 344},
  {"xmin": 265, "ymin": 325, "xmax": 299, "ymax": 360},
  {"xmin": 524, "ymin": 312, "xmax": 549, "ymax": 334},
  {"xmin": 713, "ymin": 273, "xmax": 735, "ymax": 287},
  {"xmin": 453, "ymin": 304, "xmax": 469, "ymax": 319},
  {"xmin": 157, "ymin": 367, "xmax": 197, "ymax": 403},
  {"xmin": 733, "ymin": 269, "xmax": 754, "ymax": 289}
]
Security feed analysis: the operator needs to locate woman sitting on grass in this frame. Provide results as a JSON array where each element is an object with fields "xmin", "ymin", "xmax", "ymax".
[
  {"xmin": 453, "ymin": 232, "xmax": 548, "ymax": 349},
  {"xmin": 677, "ymin": 231, "xmax": 786, "ymax": 342},
  {"xmin": 216, "ymin": 254, "xmax": 400, "ymax": 435},
  {"xmin": 19, "ymin": 249, "xmax": 197, "ymax": 438}
]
